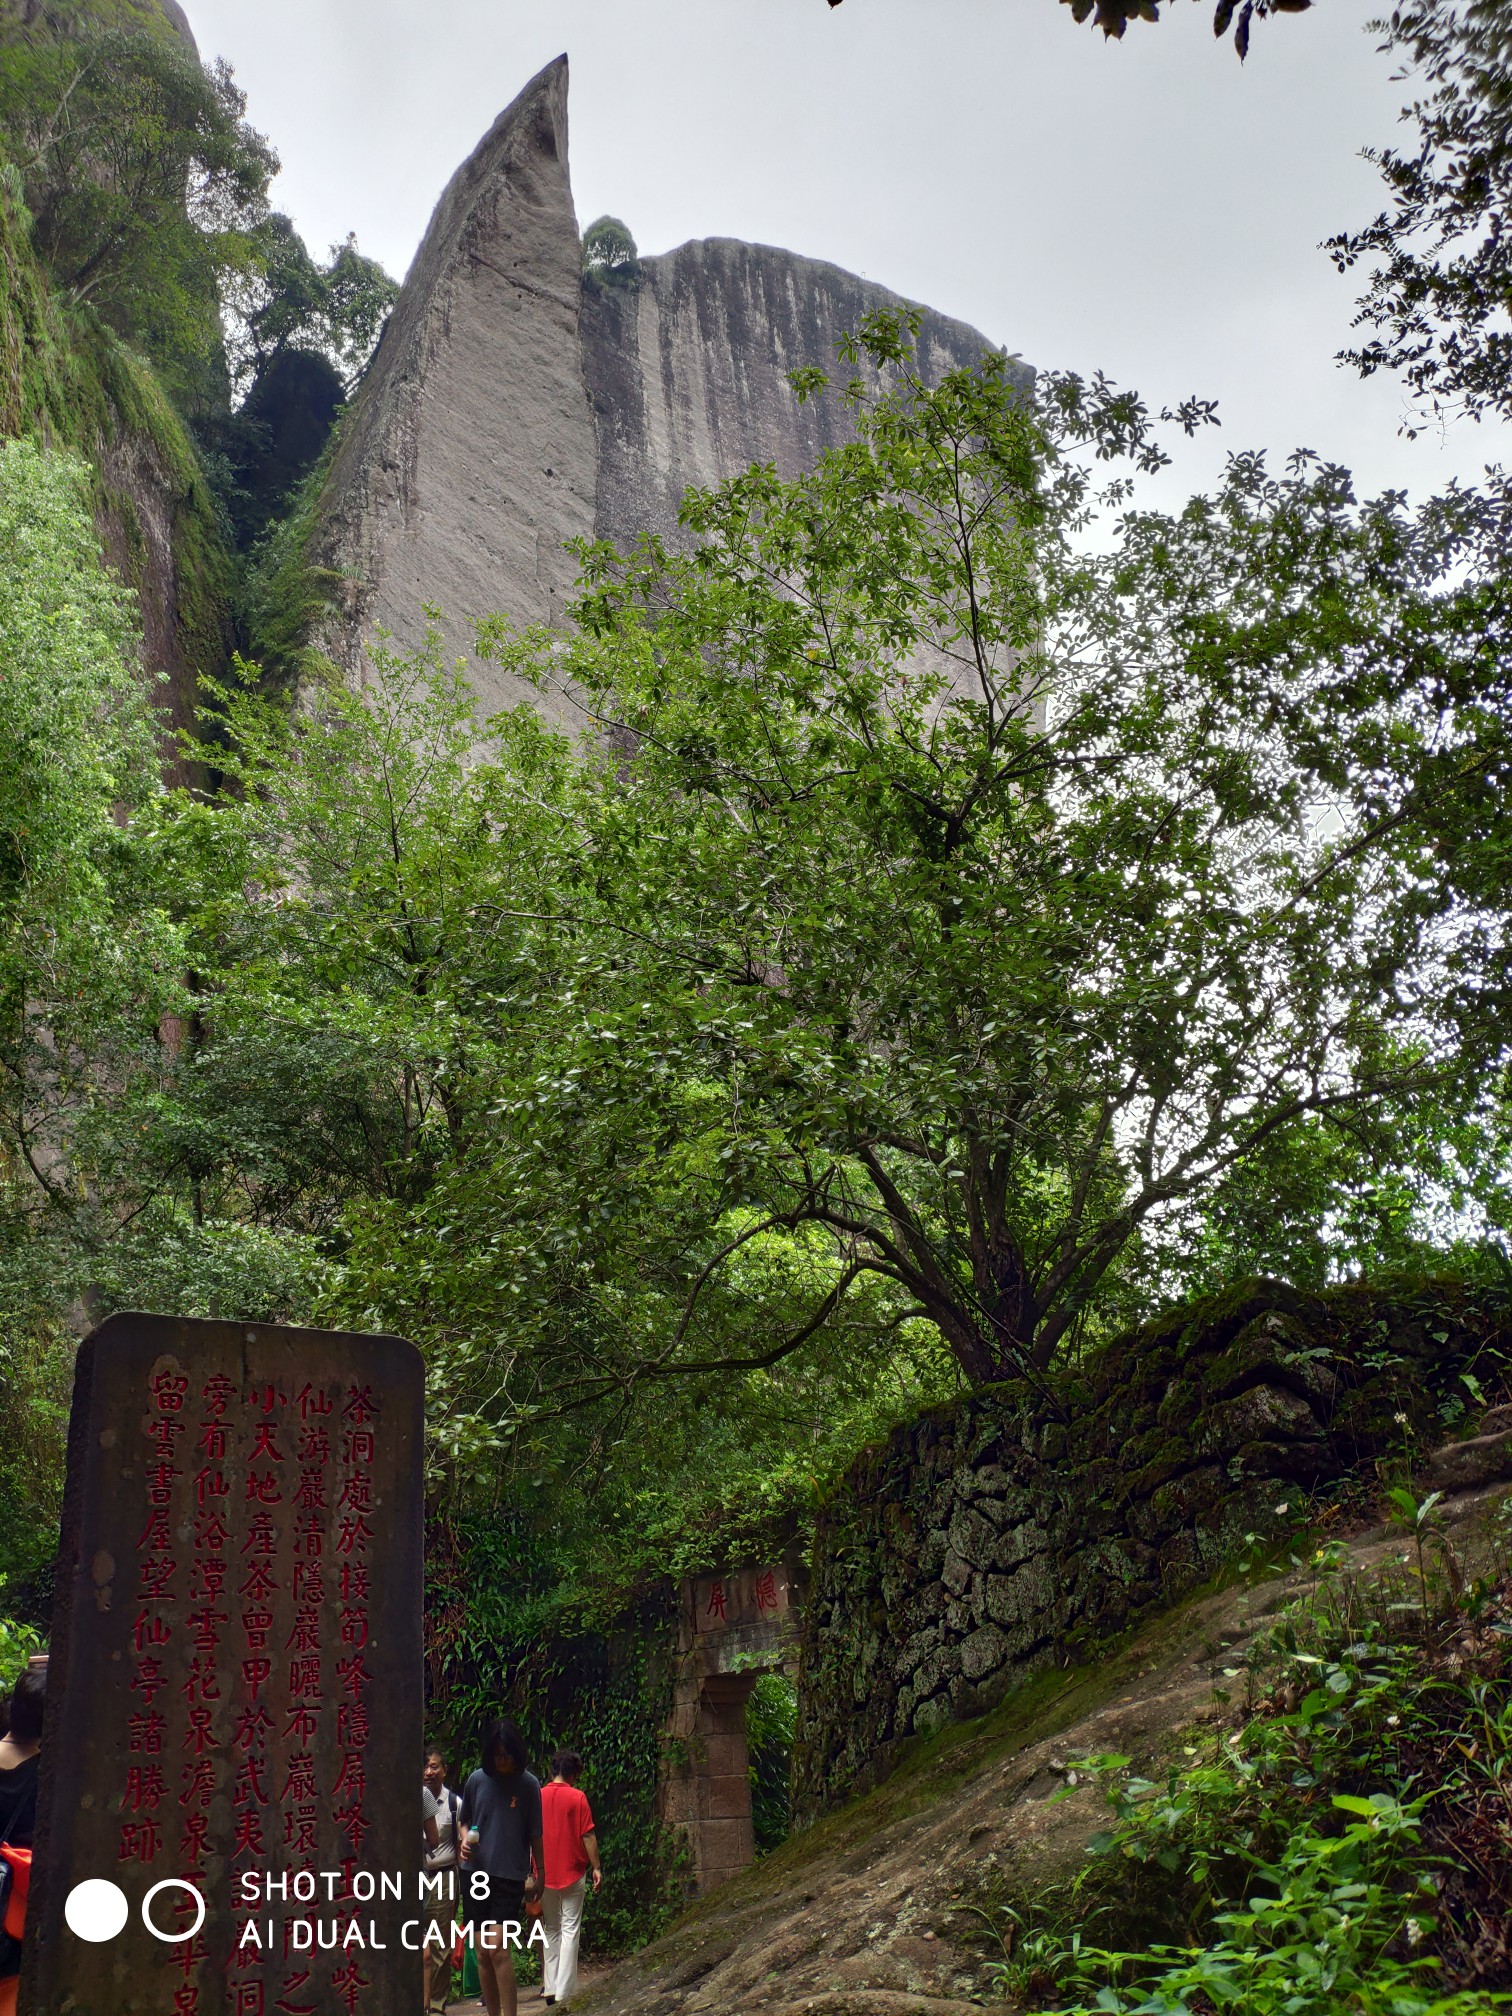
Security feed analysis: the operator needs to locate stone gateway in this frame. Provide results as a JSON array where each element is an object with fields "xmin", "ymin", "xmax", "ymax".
[{"xmin": 22, "ymin": 1314, "xmax": 424, "ymax": 2016}]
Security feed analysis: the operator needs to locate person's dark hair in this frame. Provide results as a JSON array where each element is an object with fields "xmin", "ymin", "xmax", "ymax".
[
  {"xmin": 480, "ymin": 1717, "xmax": 527, "ymax": 1779},
  {"xmin": 550, "ymin": 1748, "xmax": 583, "ymax": 1783},
  {"xmin": 8, "ymin": 1668, "xmax": 45, "ymax": 1745},
  {"xmin": 424, "ymin": 1744, "xmax": 447, "ymax": 1768}
]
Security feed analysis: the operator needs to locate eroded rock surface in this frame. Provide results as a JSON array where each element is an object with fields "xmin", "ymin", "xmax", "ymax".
[
  {"xmin": 314, "ymin": 56, "xmax": 598, "ymax": 729},
  {"xmin": 582, "ymin": 238, "xmax": 1014, "ymax": 561},
  {"xmin": 312, "ymin": 58, "xmax": 1013, "ymax": 732}
]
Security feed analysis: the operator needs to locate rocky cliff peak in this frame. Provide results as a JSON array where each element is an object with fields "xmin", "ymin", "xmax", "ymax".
[
  {"xmin": 313, "ymin": 53, "xmax": 596, "ymax": 727},
  {"xmin": 312, "ymin": 56, "xmax": 1017, "ymax": 730}
]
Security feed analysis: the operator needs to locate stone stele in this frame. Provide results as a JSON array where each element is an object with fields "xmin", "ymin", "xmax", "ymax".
[{"xmin": 22, "ymin": 1313, "xmax": 424, "ymax": 2016}]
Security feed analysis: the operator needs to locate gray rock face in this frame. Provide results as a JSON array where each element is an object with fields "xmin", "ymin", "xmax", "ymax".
[
  {"xmin": 157, "ymin": 0, "xmax": 198, "ymax": 51},
  {"xmin": 313, "ymin": 56, "xmax": 1012, "ymax": 728},
  {"xmin": 314, "ymin": 55, "xmax": 597, "ymax": 729},
  {"xmin": 581, "ymin": 237, "xmax": 1010, "ymax": 560}
]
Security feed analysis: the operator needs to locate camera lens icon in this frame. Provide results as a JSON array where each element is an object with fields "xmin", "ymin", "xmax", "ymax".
[
  {"xmin": 64, "ymin": 1877, "xmax": 205, "ymax": 1944},
  {"xmin": 143, "ymin": 1878, "xmax": 206, "ymax": 1942},
  {"xmin": 63, "ymin": 1880, "xmax": 128, "ymax": 1943}
]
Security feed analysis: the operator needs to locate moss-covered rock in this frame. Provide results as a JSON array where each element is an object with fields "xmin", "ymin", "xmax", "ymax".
[{"xmin": 0, "ymin": 156, "xmax": 233, "ymax": 757}]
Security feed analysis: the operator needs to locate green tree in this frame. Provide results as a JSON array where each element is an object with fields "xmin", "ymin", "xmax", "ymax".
[
  {"xmin": 0, "ymin": 437, "xmax": 180, "ymax": 1220},
  {"xmin": 582, "ymin": 214, "xmax": 640, "ymax": 288},
  {"xmin": 222, "ymin": 212, "xmax": 396, "ymax": 397},
  {"xmin": 162, "ymin": 635, "xmax": 930, "ymax": 1483},
  {"xmin": 474, "ymin": 312, "xmax": 1504, "ymax": 1389},
  {"xmin": 0, "ymin": 19, "xmax": 275, "ymax": 408},
  {"xmin": 0, "ymin": 438, "xmax": 191, "ymax": 1602},
  {"xmin": 1330, "ymin": 1, "xmax": 1512, "ymax": 433}
]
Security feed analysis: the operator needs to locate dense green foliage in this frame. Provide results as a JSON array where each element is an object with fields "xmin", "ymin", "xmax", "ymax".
[
  {"xmin": 747, "ymin": 1672, "xmax": 798, "ymax": 1854},
  {"xmin": 222, "ymin": 212, "xmax": 396, "ymax": 398},
  {"xmin": 0, "ymin": 10, "xmax": 274, "ymax": 414},
  {"xmin": 0, "ymin": 436, "xmax": 174, "ymax": 1135},
  {"xmin": 3, "ymin": 311, "xmax": 1503, "ymax": 1583},
  {"xmin": 0, "ymin": 435, "xmax": 176, "ymax": 1599},
  {"xmin": 0, "ymin": 10, "xmax": 1508, "ymax": 1994},
  {"xmin": 0, "ymin": 148, "xmax": 234, "ymax": 668},
  {"xmin": 423, "ymin": 1517, "xmax": 685, "ymax": 1953},
  {"xmin": 1331, "ymin": 2, "xmax": 1512, "ymax": 435},
  {"xmin": 156, "ymin": 628, "xmax": 953, "ymax": 1545},
  {"xmin": 582, "ymin": 213, "xmax": 641, "ymax": 287},
  {"xmin": 473, "ymin": 313, "xmax": 1510, "ymax": 1388},
  {"xmin": 965, "ymin": 1503, "xmax": 1512, "ymax": 2011},
  {"xmin": 0, "ymin": 0, "xmax": 395, "ymax": 554}
]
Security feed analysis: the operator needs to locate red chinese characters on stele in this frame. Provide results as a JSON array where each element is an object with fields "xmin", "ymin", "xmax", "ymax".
[{"xmin": 124, "ymin": 1361, "xmax": 386, "ymax": 2015}]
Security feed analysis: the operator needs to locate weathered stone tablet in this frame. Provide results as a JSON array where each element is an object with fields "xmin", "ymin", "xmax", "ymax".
[{"xmin": 23, "ymin": 1314, "xmax": 424, "ymax": 2016}]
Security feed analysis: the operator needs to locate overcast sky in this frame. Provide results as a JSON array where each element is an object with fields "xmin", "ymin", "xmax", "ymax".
[{"xmin": 183, "ymin": 0, "xmax": 1510, "ymax": 510}]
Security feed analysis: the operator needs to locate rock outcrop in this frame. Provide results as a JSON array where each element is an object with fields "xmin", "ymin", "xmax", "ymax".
[
  {"xmin": 312, "ymin": 56, "xmax": 1017, "ymax": 729},
  {"xmin": 582, "ymin": 236, "xmax": 1015, "ymax": 561},
  {"xmin": 313, "ymin": 56, "xmax": 597, "ymax": 729}
]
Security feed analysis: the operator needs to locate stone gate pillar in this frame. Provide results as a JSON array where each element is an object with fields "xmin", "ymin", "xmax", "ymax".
[{"xmin": 659, "ymin": 1565, "xmax": 801, "ymax": 1895}]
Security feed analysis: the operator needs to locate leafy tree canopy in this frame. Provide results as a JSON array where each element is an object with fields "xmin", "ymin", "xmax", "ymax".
[
  {"xmin": 0, "ymin": 15, "xmax": 275, "ymax": 409},
  {"xmin": 0, "ymin": 2, "xmax": 395, "ymax": 430},
  {"xmin": 582, "ymin": 214, "xmax": 641, "ymax": 288},
  {"xmin": 223, "ymin": 212, "xmax": 397, "ymax": 399},
  {"xmin": 130, "ymin": 309, "xmax": 1510, "ymax": 1477},
  {"xmin": 825, "ymin": 0, "xmax": 1312, "ymax": 58},
  {"xmin": 1058, "ymin": 0, "xmax": 1311, "ymax": 52},
  {"xmin": 1330, "ymin": 1, "xmax": 1512, "ymax": 434},
  {"xmin": 0, "ymin": 436, "xmax": 185, "ymax": 1258},
  {"xmin": 470, "ymin": 310, "xmax": 1508, "ymax": 1393}
]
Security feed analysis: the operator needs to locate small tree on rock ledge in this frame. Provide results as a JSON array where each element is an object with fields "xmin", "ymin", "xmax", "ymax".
[{"xmin": 582, "ymin": 214, "xmax": 640, "ymax": 288}]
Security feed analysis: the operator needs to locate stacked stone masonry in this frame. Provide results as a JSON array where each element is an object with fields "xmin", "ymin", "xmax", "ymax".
[{"xmin": 794, "ymin": 1278, "xmax": 1512, "ymax": 1816}]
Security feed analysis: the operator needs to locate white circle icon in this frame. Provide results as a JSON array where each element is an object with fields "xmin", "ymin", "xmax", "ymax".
[
  {"xmin": 64, "ymin": 1879, "xmax": 129, "ymax": 1943},
  {"xmin": 142, "ymin": 1878, "xmax": 206, "ymax": 1943}
]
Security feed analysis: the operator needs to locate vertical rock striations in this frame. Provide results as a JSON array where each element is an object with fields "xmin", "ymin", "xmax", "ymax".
[
  {"xmin": 581, "ymin": 237, "xmax": 1018, "ymax": 561},
  {"xmin": 312, "ymin": 59, "xmax": 1021, "ymax": 731},
  {"xmin": 313, "ymin": 55, "xmax": 597, "ymax": 729}
]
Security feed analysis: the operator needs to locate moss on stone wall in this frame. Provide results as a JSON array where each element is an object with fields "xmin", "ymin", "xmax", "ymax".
[{"xmin": 794, "ymin": 1277, "xmax": 1511, "ymax": 1817}]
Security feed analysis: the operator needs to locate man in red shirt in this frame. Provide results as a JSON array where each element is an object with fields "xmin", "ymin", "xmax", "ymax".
[{"xmin": 539, "ymin": 1749, "xmax": 602, "ymax": 2006}]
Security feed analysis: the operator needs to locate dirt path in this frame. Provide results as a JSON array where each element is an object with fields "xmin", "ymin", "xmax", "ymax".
[
  {"xmin": 571, "ymin": 1482, "xmax": 1509, "ymax": 2016},
  {"xmin": 439, "ymin": 1958, "xmax": 616, "ymax": 2012}
]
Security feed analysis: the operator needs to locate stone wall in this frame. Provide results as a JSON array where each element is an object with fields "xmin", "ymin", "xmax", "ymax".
[
  {"xmin": 658, "ymin": 1563, "xmax": 804, "ymax": 1896},
  {"xmin": 793, "ymin": 1278, "xmax": 1511, "ymax": 1816}
]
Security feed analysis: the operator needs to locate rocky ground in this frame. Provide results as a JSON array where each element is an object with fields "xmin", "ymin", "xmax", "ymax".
[{"xmin": 573, "ymin": 1474, "xmax": 1511, "ymax": 2016}]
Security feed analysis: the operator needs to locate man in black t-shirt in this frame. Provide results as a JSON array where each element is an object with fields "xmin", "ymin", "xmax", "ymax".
[{"xmin": 459, "ymin": 1719, "xmax": 543, "ymax": 2016}]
